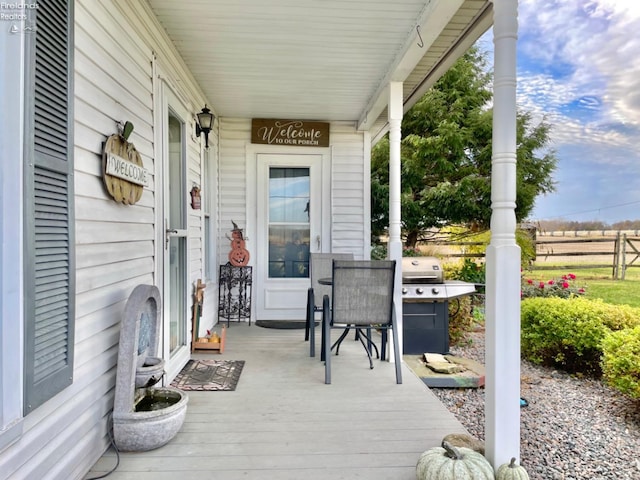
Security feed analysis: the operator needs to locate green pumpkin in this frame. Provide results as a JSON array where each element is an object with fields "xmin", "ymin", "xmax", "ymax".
[
  {"xmin": 496, "ymin": 457, "xmax": 530, "ymax": 480},
  {"xmin": 416, "ymin": 441, "xmax": 495, "ymax": 480}
]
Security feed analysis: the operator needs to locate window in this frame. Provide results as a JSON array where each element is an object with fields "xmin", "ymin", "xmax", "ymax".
[
  {"xmin": 203, "ymin": 146, "xmax": 217, "ymax": 281},
  {"xmin": 203, "ymin": 148, "xmax": 212, "ymax": 280},
  {"xmin": 23, "ymin": 0, "xmax": 75, "ymax": 414}
]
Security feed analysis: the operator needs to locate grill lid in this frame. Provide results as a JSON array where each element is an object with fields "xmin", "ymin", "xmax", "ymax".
[{"xmin": 401, "ymin": 257, "xmax": 444, "ymax": 284}]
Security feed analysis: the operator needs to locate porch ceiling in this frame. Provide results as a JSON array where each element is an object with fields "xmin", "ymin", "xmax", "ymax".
[{"xmin": 146, "ymin": 0, "xmax": 492, "ymax": 138}]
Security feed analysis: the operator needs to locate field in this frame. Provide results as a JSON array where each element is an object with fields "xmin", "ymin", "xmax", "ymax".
[
  {"xmin": 432, "ymin": 231, "xmax": 640, "ymax": 308},
  {"xmin": 530, "ymin": 232, "xmax": 640, "ymax": 308}
]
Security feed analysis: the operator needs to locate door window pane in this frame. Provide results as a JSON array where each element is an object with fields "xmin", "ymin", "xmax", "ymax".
[
  {"xmin": 168, "ymin": 111, "xmax": 186, "ymax": 355},
  {"xmin": 268, "ymin": 168, "xmax": 310, "ymax": 278},
  {"xmin": 268, "ymin": 225, "xmax": 310, "ymax": 278},
  {"xmin": 269, "ymin": 168, "xmax": 310, "ymax": 223}
]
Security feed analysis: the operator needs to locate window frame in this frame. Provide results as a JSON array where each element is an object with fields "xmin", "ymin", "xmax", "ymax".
[
  {"xmin": 1, "ymin": 4, "xmax": 28, "ymax": 449},
  {"xmin": 202, "ymin": 144, "xmax": 218, "ymax": 282}
]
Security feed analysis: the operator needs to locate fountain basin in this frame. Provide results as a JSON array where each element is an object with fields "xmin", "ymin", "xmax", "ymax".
[
  {"xmin": 113, "ymin": 386, "xmax": 188, "ymax": 452},
  {"xmin": 135, "ymin": 356, "xmax": 165, "ymax": 388}
]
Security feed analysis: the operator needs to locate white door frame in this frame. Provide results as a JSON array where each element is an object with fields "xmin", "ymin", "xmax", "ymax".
[
  {"xmin": 157, "ymin": 82, "xmax": 191, "ymax": 381},
  {"xmin": 247, "ymin": 148, "xmax": 331, "ymax": 320}
]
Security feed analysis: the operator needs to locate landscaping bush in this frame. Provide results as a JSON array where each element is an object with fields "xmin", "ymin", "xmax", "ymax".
[
  {"xmin": 450, "ymin": 258, "xmax": 485, "ymax": 285},
  {"xmin": 448, "ymin": 295, "xmax": 475, "ymax": 346},
  {"xmin": 446, "ymin": 259, "xmax": 485, "ymax": 345},
  {"xmin": 520, "ymin": 297, "xmax": 640, "ymax": 376},
  {"xmin": 602, "ymin": 325, "xmax": 640, "ymax": 399}
]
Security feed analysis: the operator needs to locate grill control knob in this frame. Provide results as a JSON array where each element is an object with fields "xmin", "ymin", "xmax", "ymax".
[
  {"xmin": 416, "ymin": 287, "xmax": 424, "ymax": 294},
  {"xmin": 402, "ymin": 287, "xmax": 408, "ymax": 294},
  {"xmin": 431, "ymin": 287, "xmax": 440, "ymax": 295}
]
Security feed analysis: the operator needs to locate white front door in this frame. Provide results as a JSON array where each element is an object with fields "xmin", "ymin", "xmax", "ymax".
[
  {"xmin": 256, "ymin": 154, "xmax": 323, "ymax": 320},
  {"xmin": 161, "ymin": 87, "xmax": 191, "ymax": 379}
]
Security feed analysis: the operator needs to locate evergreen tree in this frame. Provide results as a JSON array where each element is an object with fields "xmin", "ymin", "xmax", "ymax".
[{"xmin": 371, "ymin": 47, "xmax": 558, "ymax": 247}]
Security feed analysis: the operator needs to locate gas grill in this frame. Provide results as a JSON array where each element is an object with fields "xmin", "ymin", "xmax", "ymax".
[{"xmin": 401, "ymin": 257, "xmax": 476, "ymax": 354}]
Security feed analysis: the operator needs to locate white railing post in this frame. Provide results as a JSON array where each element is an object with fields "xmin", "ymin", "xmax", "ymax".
[
  {"xmin": 485, "ymin": 0, "xmax": 521, "ymax": 468},
  {"xmin": 388, "ymin": 81, "xmax": 404, "ymax": 360}
]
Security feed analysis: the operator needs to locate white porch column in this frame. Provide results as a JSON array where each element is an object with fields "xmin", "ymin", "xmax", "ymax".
[
  {"xmin": 388, "ymin": 81, "xmax": 404, "ymax": 358},
  {"xmin": 485, "ymin": 0, "xmax": 520, "ymax": 468}
]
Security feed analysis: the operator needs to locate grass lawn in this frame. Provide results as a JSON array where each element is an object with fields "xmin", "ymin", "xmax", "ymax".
[{"xmin": 525, "ymin": 264, "xmax": 640, "ymax": 308}]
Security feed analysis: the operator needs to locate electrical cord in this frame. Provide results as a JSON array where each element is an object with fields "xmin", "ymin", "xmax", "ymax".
[
  {"xmin": 86, "ymin": 414, "xmax": 120, "ymax": 479},
  {"xmin": 449, "ymin": 298, "xmax": 461, "ymax": 317}
]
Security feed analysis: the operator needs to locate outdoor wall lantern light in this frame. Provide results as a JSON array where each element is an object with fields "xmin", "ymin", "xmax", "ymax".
[{"xmin": 196, "ymin": 105, "xmax": 215, "ymax": 148}]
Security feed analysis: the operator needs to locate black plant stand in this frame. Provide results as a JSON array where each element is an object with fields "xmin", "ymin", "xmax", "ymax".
[{"xmin": 218, "ymin": 264, "xmax": 252, "ymax": 326}]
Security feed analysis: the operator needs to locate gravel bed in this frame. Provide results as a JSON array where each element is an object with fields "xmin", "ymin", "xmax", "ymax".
[{"xmin": 430, "ymin": 328, "xmax": 640, "ymax": 479}]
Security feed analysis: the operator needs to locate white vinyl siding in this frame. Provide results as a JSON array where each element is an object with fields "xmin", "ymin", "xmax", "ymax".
[
  {"xmin": 218, "ymin": 118, "xmax": 251, "ymax": 265},
  {"xmin": 329, "ymin": 123, "xmax": 368, "ymax": 258},
  {"xmin": 1, "ymin": 1, "xmax": 211, "ymax": 478}
]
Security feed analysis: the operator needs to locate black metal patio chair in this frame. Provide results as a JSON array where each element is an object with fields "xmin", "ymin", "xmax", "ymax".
[
  {"xmin": 305, "ymin": 253, "xmax": 353, "ymax": 357},
  {"xmin": 322, "ymin": 259, "xmax": 402, "ymax": 384}
]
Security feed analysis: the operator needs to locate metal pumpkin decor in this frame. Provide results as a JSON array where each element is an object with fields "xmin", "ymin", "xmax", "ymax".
[
  {"xmin": 228, "ymin": 221, "xmax": 250, "ymax": 267},
  {"xmin": 416, "ymin": 441, "xmax": 494, "ymax": 480}
]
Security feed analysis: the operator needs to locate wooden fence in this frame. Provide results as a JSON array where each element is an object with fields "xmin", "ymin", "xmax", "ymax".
[
  {"xmin": 431, "ymin": 232, "xmax": 640, "ymax": 280},
  {"xmin": 621, "ymin": 234, "xmax": 640, "ymax": 279},
  {"xmin": 533, "ymin": 233, "xmax": 640, "ymax": 279}
]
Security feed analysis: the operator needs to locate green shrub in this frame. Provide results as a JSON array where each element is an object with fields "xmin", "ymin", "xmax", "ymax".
[
  {"xmin": 448, "ymin": 296, "xmax": 476, "ymax": 346},
  {"xmin": 602, "ymin": 326, "xmax": 640, "ymax": 399},
  {"xmin": 446, "ymin": 259, "xmax": 485, "ymax": 345},
  {"xmin": 371, "ymin": 244, "xmax": 387, "ymax": 260},
  {"xmin": 402, "ymin": 246, "xmax": 422, "ymax": 257},
  {"xmin": 520, "ymin": 297, "xmax": 640, "ymax": 376},
  {"xmin": 596, "ymin": 301, "xmax": 640, "ymax": 331},
  {"xmin": 452, "ymin": 258, "xmax": 486, "ymax": 285}
]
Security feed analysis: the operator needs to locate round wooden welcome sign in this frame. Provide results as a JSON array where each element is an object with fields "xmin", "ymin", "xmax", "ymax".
[{"xmin": 102, "ymin": 134, "xmax": 146, "ymax": 205}]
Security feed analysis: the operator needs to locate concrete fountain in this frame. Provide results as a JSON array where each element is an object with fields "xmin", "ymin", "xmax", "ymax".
[{"xmin": 112, "ymin": 284, "xmax": 188, "ymax": 451}]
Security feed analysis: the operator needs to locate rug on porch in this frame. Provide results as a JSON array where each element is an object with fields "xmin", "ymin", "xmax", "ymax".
[
  {"xmin": 170, "ymin": 359, "xmax": 245, "ymax": 391},
  {"xmin": 255, "ymin": 320, "xmax": 317, "ymax": 329}
]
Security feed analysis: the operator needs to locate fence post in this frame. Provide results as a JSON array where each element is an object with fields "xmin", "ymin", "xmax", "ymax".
[
  {"xmin": 612, "ymin": 231, "xmax": 620, "ymax": 279},
  {"xmin": 622, "ymin": 233, "xmax": 627, "ymax": 280}
]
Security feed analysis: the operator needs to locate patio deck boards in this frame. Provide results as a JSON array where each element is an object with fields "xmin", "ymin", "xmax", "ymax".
[{"xmin": 86, "ymin": 323, "xmax": 468, "ymax": 480}]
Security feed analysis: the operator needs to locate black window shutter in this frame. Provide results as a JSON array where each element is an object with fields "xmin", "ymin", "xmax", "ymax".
[{"xmin": 24, "ymin": 0, "xmax": 75, "ymax": 414}]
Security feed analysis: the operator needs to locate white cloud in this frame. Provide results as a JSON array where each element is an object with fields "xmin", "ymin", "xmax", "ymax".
[
  {"xmin": 491, "ymin": 0, "xmax": 640, "ymax": 221},
  {"xmin": 517, "ymin": 0, "xmax": 640, "ymax": 151}
]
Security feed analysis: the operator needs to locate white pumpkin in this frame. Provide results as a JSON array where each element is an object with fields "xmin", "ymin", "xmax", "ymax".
[
  {"xmin": 416, "ymin": 441, "xmax": 495, "ymax": 480},
  {"xmin": 496, "ymin": 457, "xmax": 530, "ymax": 480}
]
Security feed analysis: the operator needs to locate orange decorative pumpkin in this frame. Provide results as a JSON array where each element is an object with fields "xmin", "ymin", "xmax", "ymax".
[{"xmin": 229, "ymin": 246, "xmax": 250, "ymax": 266}]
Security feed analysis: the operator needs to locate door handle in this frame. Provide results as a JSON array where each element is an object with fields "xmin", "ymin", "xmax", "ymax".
[
  {"xmin": 165, "ymin": 228, "xmax": 178, "ymax": 249},
  {"xmin": 316, "ymin": 235, "xmax": 321, "ymax": 250}
]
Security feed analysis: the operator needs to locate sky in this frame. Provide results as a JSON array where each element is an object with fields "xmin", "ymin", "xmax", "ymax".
[{"xmin": 476, "ymin": 0, "xmax": 640, "ymax": 223}]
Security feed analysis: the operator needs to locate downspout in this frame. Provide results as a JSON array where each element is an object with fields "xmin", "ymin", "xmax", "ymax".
[
  {"xmin": 485, "ymin": 0, "xmax": 521, "ymax": 468},
  {"xmin": 388, "ymin": 82, "xmax": 404, "ymax": 359}
]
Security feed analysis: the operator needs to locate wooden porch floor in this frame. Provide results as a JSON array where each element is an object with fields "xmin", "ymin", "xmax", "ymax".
[{"xmin": 86, "ymin": 322, "xmax": 467, "ymax": 480}]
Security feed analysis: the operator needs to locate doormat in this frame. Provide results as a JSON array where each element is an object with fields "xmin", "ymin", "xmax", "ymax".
[
  {"xmin": 255, "ymin": 320, "xmax": 317, "ymax": 329},
  {"xmin": 171, "ymin": 360, "xmax": 245, "ymax": 391}
]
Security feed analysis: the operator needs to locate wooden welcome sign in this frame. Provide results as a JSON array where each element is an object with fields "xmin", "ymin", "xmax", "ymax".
[
  {"xmin": 251, "ymin": 119, "xmax": 330, "ymax": 147},
  {"xmin": 102, "ymin": 134, "xmax": 148, "ymax": 205}
]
